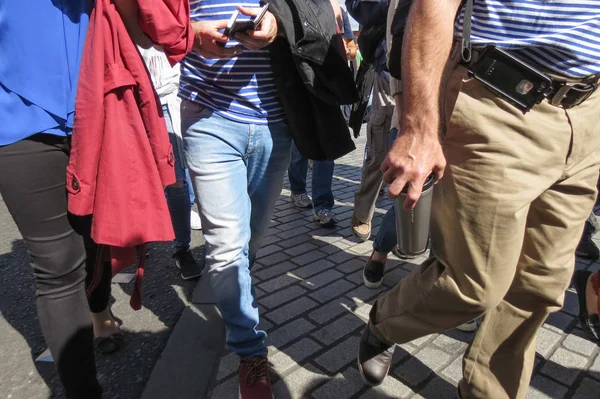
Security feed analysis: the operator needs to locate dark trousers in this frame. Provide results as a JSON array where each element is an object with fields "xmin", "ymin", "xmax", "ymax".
[{"xmin": 0, "ymin": 134, "xmax": 105, "ymax": 398}]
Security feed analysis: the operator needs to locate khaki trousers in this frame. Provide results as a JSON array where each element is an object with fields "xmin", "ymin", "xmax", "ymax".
[
  {"xmin": 353, "ymin": 74, "xmax": 395, "ymax": 224},
  {"xmin": 369, "ymin": 60, "xmax": 600, "ymax": 398}
]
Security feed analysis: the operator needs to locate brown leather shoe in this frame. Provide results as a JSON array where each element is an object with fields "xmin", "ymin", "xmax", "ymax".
[
  {"xmin": 357, "ymin": 326, "xmax": 394, "ymax": 386},
  {"xmin": 351, "ymin": 217, "xmax": 371, "ymax": 242}
]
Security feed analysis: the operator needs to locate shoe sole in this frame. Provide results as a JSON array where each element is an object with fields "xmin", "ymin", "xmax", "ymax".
[
  {"xmin": 174, "ymin": 259, "xmax": 204, "ymax": 281},
  {"xmin": 351, "ymin": 227, "xmax": 371, "ymax": 242},
  {"xmin": 313, "ymin": 215, "xmax": 336, "ymax": 227},
  {"xmin": 363, "ymin": 274, "xmax": 383, "ymax": 289}
]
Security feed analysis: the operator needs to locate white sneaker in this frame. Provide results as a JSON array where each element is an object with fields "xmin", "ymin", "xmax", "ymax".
[
  {"xmin": 456, "ymin": 320, "xmax": 479, "ymax": 332},
  {"xmin": 313, "ymin": 209, "xmax": 337, "ymax": 227},
  {"xmin": 291, "ymin": 193, "xmax": 313, "ymax": 208},
  {"xmin": 190, "ymin": 210, "xmax": 202, "ymax": 230}
]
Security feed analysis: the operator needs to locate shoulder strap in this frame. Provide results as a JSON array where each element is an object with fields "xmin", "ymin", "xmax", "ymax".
[{"xmin": 461, "ymin": 0, "xmax": 474, "ymax": 63}]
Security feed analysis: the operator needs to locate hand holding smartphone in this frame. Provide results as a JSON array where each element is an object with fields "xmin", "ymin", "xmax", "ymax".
[{"xmin": 217, "ymin": 4, "xmax": 270, "ymax": 47}]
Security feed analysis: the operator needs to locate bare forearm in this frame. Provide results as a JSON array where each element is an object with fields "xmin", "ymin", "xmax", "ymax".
[
  {"xmin": 329, "ymin": 0, "xmax": 343, "ymax": 28},
  {"xmin": 401, "ymin": 0, "xmax": 462, "ymax": 138}
]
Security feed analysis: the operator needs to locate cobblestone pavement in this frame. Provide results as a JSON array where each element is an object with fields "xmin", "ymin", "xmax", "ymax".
[{"xmin": 212, "ymin": 135, "xmax": 600, "ymax": 399}]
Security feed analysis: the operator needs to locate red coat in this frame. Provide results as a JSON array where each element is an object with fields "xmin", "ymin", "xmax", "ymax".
[{"xmin": 68, "ymin": 0, "xmax": 193, "ymax": 308}]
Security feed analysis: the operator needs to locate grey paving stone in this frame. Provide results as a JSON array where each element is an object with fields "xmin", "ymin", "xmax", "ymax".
[
  {"xmin": 561, "ymin": 329, "xmax": 598, "ymax": 356},
  {"xmin": 301, "ymin": 269, "xmax": 344, "ymax": 290},
  {"xmin": 353, "ymin": 303, "xmax": 372, "ymax": 322},
  {"xmin": 573, "ymin": 377, "xmax": 600, "ymax": 399},
  {"xmin": 526, "ymin": 375, "xmax": 568, "ymax": 399},
  {"xmin": 277, "ymin": 226, "xmax": 311, "ymax": 239},
  {"xmin": 258, "ymin": 273, "xmax": 302, "ymax": 293},
  {"xmin": 267, "ymin": 318, "xmax": 316, "ymax": 348},
  {"xmin": 277, "ymin": 234, "xmax": 314, "ymax": 249},
  {"xmin": 284, "ymin": 242, "xmax": 319, "ymax": 257},
  {"xmin": 536, "ymin": 327, "xmax": 562, "ymax": 359},
  {"xmin": 216, "ymin": 352, "xmax": 238, "ymax": 381},
  {"xmin": 256, "ymin": 244, "xmax": 282, "ymax": 259},
  {"xmin": 308, "ymin": 298, "xmax": 354, "ymax": 325},
  {"xmin": 264, "ymin": 297, "xmax": 319, "ymax": 325},
  {"xmin": 410, "ymin": 334, "xmax": 437, "ymax": 348},
  {"xmin": 442, "ymin": 357, "xmax": 463, "ymax": 384},
  {"xmin": 346, "ymin": 285, "xmax": 387, "ymax": 306},
  {"xmin": 293, "ymin": 259, "xmax": 337, "ymax": 279},
  {"xmin": 272, "ymin": 364, "xmax": 328, "ymax": 399},
  {"xmin": 540, "ymin": 347, "xmax": 588, "ymax": 385},
  {"xmin": 259, "ymin": 252, "xmax": 291, "ymax": 267},
  {"xmin": 393, "ymin": 356, "xmax": 434, "ymax": 387},
  {"xmin": 270, "ymin": 338, "xmax": 322, "ymax": 376},
  {"xmin": 589, "ymin": 351, "xmax": 600, "ymax": 374},
  {"xmin": 258, "ymin": 317, "xmax": 273, "ymax": 332},
  {"xmin": 312, "ymin": 367, "xmax": 365, "ymax": 399},
  {"xmin": 292, "ymin": 250, "xmax": 328, "ymax": 266},
  {"xmin": 418, "ymin": 376, "xmax": 458, "ymax": 399},
  {"xmin": 210, "ymin": 376, "xmax": 238, "ymax": 399},
  {"xmin": 347, "ymin": 241, "xmax": 376, "ymax": 255},
  {"xmin": 319, "ymin": 244, "xmax": 345, "ymax": 255},
  {"xmin": 314, "ymin": 335, "xmax": 361, "ymax": 373},
  {"xmin": 312, "ymin": 313, "xmax": 365, "ymax": 345},
  {"xmin": 360, "ymin": 376, "xmax": 413, "ymax": 398},
  {"xmin": 336, "ymin": 258, "xmax": 368, "ymax": 274},
  {"xmin": 310, "ymin": 279, "xmax": 357, "ymax": 303},
  {"xmin": 562, "ymin": 289, "xmax": 580, "ymax": 316},
  {"xmin": 412, "ymin": 347, "xmax": 452, "ymax": 372},
  {"xmin": 260, "ymin": 286, "xmax": 308, "ymax": 309},
  {"xmin": 383, "ymin": 267, "xmax": 410, "ymax": 288},
  {"xmin": 326, "ymin": 250, "xmax": 356, "ymax": 265},
  {"xmin": 253, "ymin": 261, "xmax": 298, "ymax": 282},
  {"xmin": 346, "ymin": 270, "xmax": 365, "ymax": 286},
  {"xmin": 544, "ymin": 311, "xmax": 575, "ymax": 333},
  {"xmin": 432, "ymin": 334, "xmax": 468, "ymax": 355}
]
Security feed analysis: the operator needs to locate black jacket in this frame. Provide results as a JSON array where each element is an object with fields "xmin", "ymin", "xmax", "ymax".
[{"xmin": 266, "ymin": 0, "xmax": 358, "ymax": 161}]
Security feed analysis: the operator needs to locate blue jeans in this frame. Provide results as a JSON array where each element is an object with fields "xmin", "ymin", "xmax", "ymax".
[
  {"xmin": 182, "ymin": 101, "xmax": 292, "ymax": 359},
  {"xmin": 288, "ymin": 142, "xmax": 335, "ymax": 212},
  {"xmin": 373, "ymin": 206, "xmax": 397, "ymax": 254},
  {"xmin": 164, "ymin": 104, "xmax": 192, "ymax": 251}
]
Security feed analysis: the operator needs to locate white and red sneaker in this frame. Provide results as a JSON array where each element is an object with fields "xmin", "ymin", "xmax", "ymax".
[{"xmin": 238, "ymin": 357, "xmax": 273, "ymax": 399}]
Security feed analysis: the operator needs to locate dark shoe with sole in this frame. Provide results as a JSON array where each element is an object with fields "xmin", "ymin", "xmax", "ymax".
[
  {"xmin": 363, "ymin": 256, "xmax": 385, "ymax": 289},
  {"xmin": 576, "ymin": 233, "xmax": 600, "ymax": 261},
  {"xmin": 573, "ymin": 270, "xmax": 600, "ymax": 342},
  {"xmin": 358, "ymin": 326, "xmax": 394, "ymax": 386},
  {"xmin": 239, "ymin": 357, "xmax": 273, "ymax": 399},
  {"xmin": 173, "ymin": 249, "xmax": 203, "ymax": 280}
]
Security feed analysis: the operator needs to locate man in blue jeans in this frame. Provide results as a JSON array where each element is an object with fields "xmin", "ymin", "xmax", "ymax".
[{"xmin": 288, "ymin": 142, "xmax": 338, "ymax": 227}]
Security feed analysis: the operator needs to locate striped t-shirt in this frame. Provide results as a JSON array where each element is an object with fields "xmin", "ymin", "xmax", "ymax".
[
  {"xmin": 455, "ymin": 1, "xmax": 600, "ymax": 78},
  {"xmin": 179, "ymin": 0, "xmax": 284, "ymax": 124}
]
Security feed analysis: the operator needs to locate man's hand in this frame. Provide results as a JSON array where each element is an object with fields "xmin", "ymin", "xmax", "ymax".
[
  {"xmin": 382, "ymin": 130, "xmax": 446, "ymax": 209},
  {"xmin": 234, "ymin": 7, "xmax": 278, "ymax": 50},
  {"xmin": 192, "ymin": 21, "xmax": 241, "ymax": 59}
]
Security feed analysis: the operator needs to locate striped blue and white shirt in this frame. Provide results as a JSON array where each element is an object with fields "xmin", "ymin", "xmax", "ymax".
[
  {"xmin": 180, "ymin": 0, "xmax": 284, "ymax": 124},
  {"xmin": 455, "ymin": 1, "xmax": 600, "ymax": 78}
]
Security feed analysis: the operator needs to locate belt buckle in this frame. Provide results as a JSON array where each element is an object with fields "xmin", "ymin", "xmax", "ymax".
[{"xmin": 550, "ymin": 81, "xmax": 598, "ymax": 108}]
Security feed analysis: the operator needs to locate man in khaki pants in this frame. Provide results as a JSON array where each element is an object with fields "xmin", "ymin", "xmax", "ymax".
[{"xmin": 357, "ymin": 1, "xmax": 600, "ymax": 398}]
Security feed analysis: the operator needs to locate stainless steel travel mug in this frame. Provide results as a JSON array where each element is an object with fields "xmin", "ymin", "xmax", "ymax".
[{"xmin": 393, "ymin": 174, "xmax": 435, "ymax": 258}]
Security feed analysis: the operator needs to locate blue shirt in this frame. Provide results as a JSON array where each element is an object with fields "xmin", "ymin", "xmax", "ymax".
[
  {"xmin": 0, "ymin": 0, "xmax": 92, "ymax": 146},
  {"xmin": 179, "ymin": 0, "xmax": 284, "ymax": 125},
  {"xmin": 455, "ymin": 0, "xmax": 600, "ymax": 78}
]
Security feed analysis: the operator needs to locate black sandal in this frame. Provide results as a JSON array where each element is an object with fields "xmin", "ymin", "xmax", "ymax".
[
  {"xmin": 94, "ymin": 332, "xmax": 125, "ymax": 354},
  {"xmin": 573, "ymin": 270, "xmax": 600, "ymax": 342}
]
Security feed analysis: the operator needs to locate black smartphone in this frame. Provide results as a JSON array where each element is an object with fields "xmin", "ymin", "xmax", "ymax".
[
  {"xmin": 224, "ymin": 4, "xmax": 270, "ymax": 37},
  {"xmin": 468, "ymin": 45, "xmax": 553, "ymax": 111}
]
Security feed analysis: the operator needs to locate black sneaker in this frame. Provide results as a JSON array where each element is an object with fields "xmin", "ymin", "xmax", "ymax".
[
  {"xmin": 357, "ymin": 326, "xmax": 394, "ymax": 386},
  {"xmin": 576, "ymin": 232, "xmax": 600, "ymax": 261},
  {"xmin": 363, "ymin": 257, "xmax": 385, "ymax": 289},
  {"xmin": 173, "ymin": 249, "xmax": 203, "ymax": 280}
]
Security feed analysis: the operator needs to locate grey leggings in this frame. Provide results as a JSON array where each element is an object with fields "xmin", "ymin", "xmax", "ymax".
[{"xmin": 0, "ymin": 134, "xmax": 105, "ymax": 398}]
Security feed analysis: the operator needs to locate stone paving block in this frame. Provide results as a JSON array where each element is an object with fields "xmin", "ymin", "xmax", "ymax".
[
  {"xmin": 589, "ymin": 351, "xmax": 600, "ymax": 374},
  {"xmin": 277, "ymin": 234, "xmax": 313, "ymax": 249},
  {"xmin": 573, "ymin": 377, "xmax": 600, "ymax": 398},
  {"xmin": 258, "ymin": 273, "xmax": 302, "ymax": 293},
  {"xmin": 270, "ymin": 338, "xmax": 322, "ymax": 376},
  {"xmin": 256, "ymin": 244, "xmax": 282, "ymax": 259},
  {"xmin": 311, "ymin": 233, "xmax": 344, "ymax": 245},
  {"xmin": 301, "ymin": 269, "xmax": 344, "ymax": 290},
  {"xmin": 326, "ymin": 250, "xmax": 356, "ymax": 264},
  {"xmin": 544, "ymin": 311, "xmax": 575, "ymax": 334},
  {"xmin": 393, "ymin": 356, "xmax": 434, "ymax": 387},
  {"xmin": 346, "ymin": 270, "xmax": 365, "ymax": 286},
  {"xmin": 541, "ymin": 347, "xmax": 588, "ymax": 385},
  {"xmin": 412, "ymin": 347, "xmax": 452, "ymax": 372},
  {"xmin": 312, "ymin": 313, "xmax": 364, "ymax": 345},
  {"xmin": 259, "ymin": 252, "xmax": 290, "ymax": 267},
  {"xmin": 260, "ymin": 286, "xmax": 308, "ymax": 310},
  {"xmin": 314, "ymin": 335, "xmax": 361, "ymax": 373},
  {"xmin": 277, "ymin": 213, "xmax": 306, "ymax": 224},
  {"xmin": 292, "ymin": 250, "xmax": 328, "ymax": 266},
  {"xmin": 353, "ymin": 303, "xmax": 372, "ymax": 322},
  {"xmin": 346, "ymin": 285, "xmax": 387, "ymax": 306},
  {"xmin": 293, "ymin": 259, "xmax": 336, "ymax": 280},
  {"xmin": 383, "ymin": 267, "xmax": 410, "ymax": 287},
  {"xmin": 254, "ymin": 261, "xmax": 298, "ymax": 281},
  {"xmin": 216, "ymin": 352, "xmax": 238, "ymax": 381},
  {"xmin": 312, "ymin": 367, "xmax": 365, "ymax": 399},
  {"xmin": 261, "ymin": 235, "xmax": 281, "ymax": 247},
  {"xmin": 272, "ymin": 364, "xmax": 328, "ymax": 399},
  {"xmin": 310, "ymin": 279, "xmax": 356, "ymax": 303},
  {"xmin": 347, "ymin": 240, "xmax": 376, "ymax": 255},
  {"xmin": 336, "ymin": 258, "xmax": 367, "ymax": 274},
  {"xmin": 210, "ymin": 376, "xmax": 238, "ymax": 399},
  {"xmin": 264, "ymin": 297, "xmax": 319, "ymax": 325},
  {"xmin": 536, "ymin": 327, "xmax": 562, "ymax": 359},
  {"xmin": 442, "ymin": 357, "xmax": 463, "ymax": 384},
  {"xmin": 360, "ymin": 376, "xmax": 413, "ymax": 399},
  {"xmin": 526, "ymin": 375, "xmax": 569, "ymax": 399},
  {"xmin": 319, "ymin": 244, "xmax": 344, "ymax": 255},
  {"xmin": 561, "ymin": 329, "xmax": 598, "ymax": 357},
  {"xmin": 277, "ymin": 226, "xmax": 311, "ymax": 239},
  {"xmin": 267, "ymin": 318, "xmax": 316, "ymax": 348},
  {"xmin": 432, "ymin": 334, "xmax": 468, "ymax": 355},
  {"xmin": 308, "ymin": 298, "xmax": 354, "ymax": 325},
  {"xmin": 418, "ymin": 376, "xmax": 458, "ymax": 399},
  {"xmin": 284, "ymin": 242, "xmax": 319, "ymax": 257},
  {"xmin": 258, "ymin": 317, "xmax": 273, "ymax": 332},
  {"xmin": 562, "ymin": 289, "xmax": 580, "ymax": 316},
  {"xmin": 410, "ymin": 334, "xmax": 437, "ymax": 348}
]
